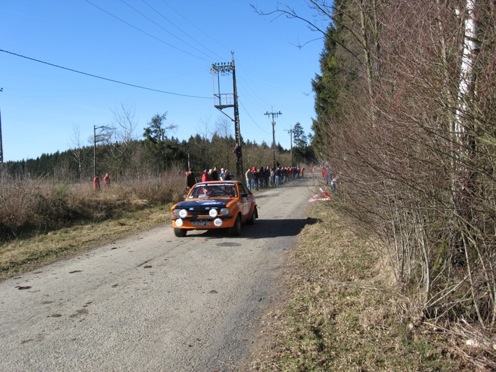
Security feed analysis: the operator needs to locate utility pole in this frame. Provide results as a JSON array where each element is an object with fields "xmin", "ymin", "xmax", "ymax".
[
  {"xmin": 93, "ymin": 125, "xmax": 112, "ymax": 178},
  {"xmin": 264, "ymin": 110, "xmax": 282, "ymax": 171},
  {"xmin": 285, "ymin": 128, "xmax": 293, "ymax": 166},
  {"xmin": 211, "ymin": 52, "xmax": 243, "ymax": 179}
]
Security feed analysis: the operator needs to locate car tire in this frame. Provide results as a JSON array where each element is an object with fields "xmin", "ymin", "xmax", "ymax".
[
  {"xmin": 174, "ymin": 228, "xmax": 187, "ymax": 237},
  {"xmin": 247, "ymin": 207, "xmax": 257, "ymax": 225},
  {"xmin": 229, "ymin": 215, "xmax": 242, "ymax": 237}
]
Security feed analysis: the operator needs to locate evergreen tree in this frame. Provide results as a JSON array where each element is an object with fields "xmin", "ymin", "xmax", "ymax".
[
  {"xmin": 292, "ymin": 122, "xmax": 309, "ymax": 165},
  {"xmin": 311, "ymin": 25, "xmax": 341, "ymax": 155},
  {"xmin": 293, "ymin": 122, "xmax": 308, "ymax": 148},
  {"xmin": 143, "ymin": 113, "xmax": 176, "ymax": 173}
]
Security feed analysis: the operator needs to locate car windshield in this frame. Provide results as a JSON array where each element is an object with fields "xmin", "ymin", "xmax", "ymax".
[{"xmin": 189, "ymin": 184, "xmax": 237, "ymax": 198}]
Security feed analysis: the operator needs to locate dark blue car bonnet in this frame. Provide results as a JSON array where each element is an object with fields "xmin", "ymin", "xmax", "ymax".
[{"xmin": 175, "ymin": 199, "xmax": 230, "ymax": 212}]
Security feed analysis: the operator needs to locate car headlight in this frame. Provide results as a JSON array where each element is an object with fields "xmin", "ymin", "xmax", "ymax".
[
  {"xmin": 219, "ymin": 208, "xmax": 230, "ymax": 216},
  {"xmin": 173, "ymin": 209, "xmax": 181, "ymax": 217},
  {"xmin": 179, "ymin": 209, "xmax": 188, "ymax": 218},
  {"xmin": 209, "ymin": 208, "xmax": 218, "ymax": 218}
]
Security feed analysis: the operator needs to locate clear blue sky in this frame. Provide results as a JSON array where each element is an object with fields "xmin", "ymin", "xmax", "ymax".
[{"xmin": 0, "ymin": 1, "xmax": 328, "ymax": 162}]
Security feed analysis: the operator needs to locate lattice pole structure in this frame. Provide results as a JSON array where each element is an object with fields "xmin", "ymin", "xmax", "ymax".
[
  {"xmin": 211, "ymin": 53, "xmax": 243, "ymax": 179},
  {"xmin": 264, "ymin": 110, "xmax": 282, "ymax": 171}
]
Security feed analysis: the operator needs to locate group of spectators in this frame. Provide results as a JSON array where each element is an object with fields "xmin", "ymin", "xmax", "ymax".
[
  {"xmin": 186, "ymin": 167, "xmax": 234, "ymax": 189},
  {"xmin": 245, "ymin": 165, "xmax": 304, "ymax": 191},
  {"xmin": 93, "ymin": 172, "xmax": 111, "ymax": 191},
  {"xmin": 185, "ymin": 165, "xmax": 305, "ymax": 192}
]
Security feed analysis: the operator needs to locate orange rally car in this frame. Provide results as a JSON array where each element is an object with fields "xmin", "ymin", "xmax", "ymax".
[{"xmin": 170, "ymin": 180, "xmax": 258, "ymax": 237}]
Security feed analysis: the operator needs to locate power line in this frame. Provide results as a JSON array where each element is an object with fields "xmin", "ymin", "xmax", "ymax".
[
  {"xmin": 140, "ymin": 0, "xmax": 223, "ymax": 62},
  {"xmin": 156, "ymin": 0, "xmax": 231, "ymax": 58},
  {"xmin": 86, "ymin": 0, "xmax": 210, "ymax": 62},
  {"xmin": 120, "ymin": 0, "xmax": 216, "ymax": 62},
  {"xmin": 0, "ymin": 49, "xmax": 210, "ymax": 99},
  {"xmin": 239, "ymin": 101, "xmax": 270, "ymax": 135}
]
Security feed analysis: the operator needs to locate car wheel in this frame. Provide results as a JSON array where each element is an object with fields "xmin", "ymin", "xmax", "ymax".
[
  {"xmin": 247, "ymin": 207, "xmax": 257, "ymax": 225},
  {"xmin": 228, "ymin": 215, "xmax": 242, "ymax": 236},
  {"xmin": 174, "ymin": 228, "xmax": 187, "ymax": 237}
]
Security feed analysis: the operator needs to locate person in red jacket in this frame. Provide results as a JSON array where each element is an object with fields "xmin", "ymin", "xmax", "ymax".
[
  {"xmin": 103, "ymin": 173, "xmax": 110, "ymax": 187},
  {"xmin": 93, "ymin": 175, "xmax": 101, "ymax": 191}
]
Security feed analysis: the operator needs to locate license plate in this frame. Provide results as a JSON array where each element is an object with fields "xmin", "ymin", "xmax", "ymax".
[{"xmin": 192, "ymin": 220, "xmax": 209, "ymax": 227}]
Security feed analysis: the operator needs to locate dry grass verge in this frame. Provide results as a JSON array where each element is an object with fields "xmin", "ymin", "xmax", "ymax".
[
  {"xmin": 0, "ymin": 206, "xmax": 167, "ymax": 280},
  {"xmin": 0, "ymin": 174, "xmax": 183, "ymax": 280},
  {"xmin": 250, "ymin": 202, "xmax": 467, "ymax": 371},
  {"xmin": 0, "ymin": 175, "xmax": 183, "ymax": 240}
]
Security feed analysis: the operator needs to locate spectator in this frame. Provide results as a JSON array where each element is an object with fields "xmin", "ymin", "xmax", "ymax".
[
  {"xmin": 264, "ymin": 166, "xmax": 270, "ymax": 188},
  {"xmin": 275, "ymin": 167, "xmax": 281, "ymax": 186},
  {"xmin": 245, "ymin": 168, "xmax": 252, "ymax": 190},
  {"xmin": 330, "ymin": 174, "xmax": 338, "ymax": 192},
  {"xmin": 93, "ymin": 174, "xmax": 100, "ymax": 191},
  {"xmin": 103, "ymin": 173, "xmax": 110, "ymax": 187},
  {"xmin": 255, "ymin": 167, "xmax": 262, "ymax": 189},
  {"xmin": 326, "ymin": 169, "xmax": 332, "ymax": 186},
  {"xmin": 211, "ymin": 167, "xmax": 219, "ymax": 181},
  {"xmin": 186, "ymin": 169, "xmax": 196, "ymax": 189}
]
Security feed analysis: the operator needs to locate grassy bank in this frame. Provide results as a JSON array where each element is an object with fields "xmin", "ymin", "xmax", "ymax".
[
  {"xmin": 250, "ymin": 203, "xmax": 468, "ymax": 371},
  {"xmin": 0, "ymin": 206, "xmax": 167, "ymax": 280},
  {"xmin": 0, "ymin": 175, "xmax": 184, "ymax": 241},
  {"xmin": 0, "ymin": 174, "xmax": 184, "ymax": 280}
]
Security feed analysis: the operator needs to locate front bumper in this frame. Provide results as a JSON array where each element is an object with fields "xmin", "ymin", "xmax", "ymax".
[{"xmin": 171, "ymin": 215, "xmax": 235, "ymax": 230}]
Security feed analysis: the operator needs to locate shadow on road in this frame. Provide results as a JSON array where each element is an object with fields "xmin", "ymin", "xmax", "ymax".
[
  {"xmin": 245, "ymin": 217, "xmax": 320, "ymax": 239},
  {"xmin": 186, "ymin": 217, "xmax": 320, "ymax": 240}
]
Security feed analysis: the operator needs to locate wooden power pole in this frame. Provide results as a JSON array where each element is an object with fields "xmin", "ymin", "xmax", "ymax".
[
  {"xmin": 264, "ymin": 110, "xmax": 282, "ymax": 171},
  {"xmin": 211, "ymin": 53, "xmax": 243, "ymax": 179}
]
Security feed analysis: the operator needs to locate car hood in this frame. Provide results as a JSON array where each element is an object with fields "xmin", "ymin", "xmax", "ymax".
[{"xmin": 174, "ymin": 199, "xmax": 230, "ymax": 211}]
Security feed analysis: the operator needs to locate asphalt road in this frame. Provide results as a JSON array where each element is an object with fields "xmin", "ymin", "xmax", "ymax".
[{"xmin": 0, "ymin": 176, "xmax": 316, "ymax": 371}]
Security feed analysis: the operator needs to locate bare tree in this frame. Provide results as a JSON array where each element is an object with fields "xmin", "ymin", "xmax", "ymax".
[
  {"xmin": 69, "ymin": 124, "xmax": 84, "ymax": 181},
  {"xmin": 196, "ymin": 118, "xmax": 214, "ymax": 169},
  {"xmin": 109, "ymin": 104, "xmax": 139, "ymax": 179},
  {"xmin": 215, "ymin": 116, "xmax": 234, "ymax": 169},
  {"xmin": 112, "ymin": 103, "xmax": 138, "ymax": 143}
]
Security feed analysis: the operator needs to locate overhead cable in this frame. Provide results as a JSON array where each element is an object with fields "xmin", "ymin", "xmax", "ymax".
[
  {"xmin": 86, "ymin": 0, "xmax": 210, "ymax": 62},
  {"xmin": 121, "ymin": 0, "xmax": 217, "ymax": 62},
  {"xmin": 0, "ymin": 49, "xmax": 210, "ymax": 99},
  {"xmin": 141, "ymin": 0, "xmax": 224, "ymax": 61}
]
